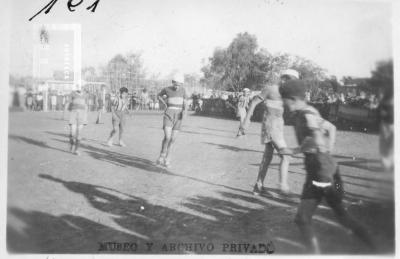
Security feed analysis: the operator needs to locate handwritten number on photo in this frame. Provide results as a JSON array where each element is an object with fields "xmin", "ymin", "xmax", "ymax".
[
  {"xmin": 67, "ymin": 0, "xmax": 84, "ymax": 12},
  {"xmin": 29, "ymin": 0, "xmax": 101, "ymax": 21},
  {"xmin": 87, "ymin": 0, "xmax": 100, "ymax": 12}
]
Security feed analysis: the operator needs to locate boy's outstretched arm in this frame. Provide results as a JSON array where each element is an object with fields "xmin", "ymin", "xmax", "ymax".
[{"xmin": 241, "ymin": 96, "xmax": 262, "ymax": 131}]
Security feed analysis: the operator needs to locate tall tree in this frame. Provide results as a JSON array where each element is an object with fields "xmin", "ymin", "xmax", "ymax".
[
  {"xmin": 201, "ymin": 32, "xmax": 327, "ymax": 91},
  {"xmin": 207, "ymin": 32, "xmax": 259, "ymax": 92}
]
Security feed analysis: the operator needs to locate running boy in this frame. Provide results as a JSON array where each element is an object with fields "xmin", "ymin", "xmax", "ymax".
[
  {"xmin": 68, "ymin": 89, "xmax": 88, "ymax": 155},
  {"xmin": 279, "ymin": 79, "xmax": 374, "ymax": 253},
  {"xmin": 240, "ymin": 69, "xmax": 299, "ymax": 194},
  {"xmin": 157, "ymin": 72, "xmax": 187, "ymax": 168},
  {"xmin": 107, "ymin": 87, "xmax": 130, "ymax": 147}
]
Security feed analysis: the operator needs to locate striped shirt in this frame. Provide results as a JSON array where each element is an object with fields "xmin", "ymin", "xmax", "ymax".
[
  {"xmin": 112, "ymin": 96, "xmax": 129, "ymax": 112},
  {"xmin": 158, "ymin": 86, "xmax": 187, "ymax": 109}
]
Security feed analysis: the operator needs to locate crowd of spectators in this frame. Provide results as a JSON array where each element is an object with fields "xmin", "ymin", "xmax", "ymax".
[{"xmin": 307, "ymin": 88, "xmax": 380, "ymax": 110}]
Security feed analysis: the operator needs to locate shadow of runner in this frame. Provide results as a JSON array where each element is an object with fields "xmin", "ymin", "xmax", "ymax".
[
  {"xmin": 43, "ymin": 131, "xmax": 254, "ymax": 195},
  {"xmin": 199, "ymin": 127, "xmax": 258, "ymax": 136},
  {"xmin": 45, "ymin": 131, "xmax": 391, "ymax": 202},
  {"xmin": 31, "ymin": 174, "xmax": 393, "ymax": 254},
  {"xmin": 181, "ymin": 190, "xmax": 394, "ymax": 254},
  {"xmin": 36, "ymin": 174, "xmax": 298, "ymax": 254},
  {"xmin": 203, "ymin": 142, "xmax": 263, "ymax": 153},
  {"xmin": 8, "ymin": 135, "xmax": 71, "ymax": 154},
  {"xmin": 7, "ymin": 207, "xmax": 138, "ymax": 253}
]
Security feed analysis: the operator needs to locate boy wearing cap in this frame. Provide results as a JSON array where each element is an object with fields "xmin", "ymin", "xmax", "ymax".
[
  {"xmin": 279, "ymin": 79, "xmax": 373, "ymax": 253},
  {"xmin": 241, "ymin": 69, "xmax": 299, "ymax": 195},
  {"xmin": 107, "ymin": 87, "xmax": 130, "ymax": 147},
  {"xmin": 157, "ymin": 73, "xmax": 188, "ymax": 167},
  {"xmin": 68, "ymin": 89, "xmax": 88, "ymax": 155}
]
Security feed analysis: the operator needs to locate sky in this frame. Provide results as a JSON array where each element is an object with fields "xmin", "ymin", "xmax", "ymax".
[{"xmin": 9, "ymin": 0, "xmax": 393, "ymax": 79}]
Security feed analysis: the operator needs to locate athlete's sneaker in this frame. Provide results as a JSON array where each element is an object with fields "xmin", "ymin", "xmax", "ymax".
[
  {"xmin": 107, "ymin": 139, "xmax": 113, "ymax": 147},
  {"xmin": 119, "ymin": 141, "xmax": 127, "ymax": 147},
  {"xmin": 163, "ymin": 159, "xmax": 171, "ymax": 168},
  {"xmin": 73, "ymin": 150, "xmax": 81, "ymax": 156},
  {"xmin": 156, "ymin": 156, "xmax": 165, "ymax": 166},
  {"xmin": 253, "ymin": 184, "xmax": 265, "ymax": 196}
]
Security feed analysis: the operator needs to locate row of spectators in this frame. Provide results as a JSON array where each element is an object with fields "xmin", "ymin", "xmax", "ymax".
[
  {"xmin": 308, "ymin": 89, "xmax": 380, "ymax": 109},
  {"xmin": 192, "ymin": 87, "xmax": 381, "ymax": 113},
  {"xmin": 20, "ymin": 90, "xmax": 167, "ymax": 112}
]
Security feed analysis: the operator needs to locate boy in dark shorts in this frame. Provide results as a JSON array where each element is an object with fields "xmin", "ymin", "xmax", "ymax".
[
  {"xmin": 68, "ymin": 89, "xmax": 88, "ymax": 155},
  {"xmin": 107, "ymin": 87, "xmax": 130, "ymax": 147},
  {"xmin": 157, "ymin": 73, "xmax": 187, "ymax": 168},
  {"xmin": 279, "ymin": 79, "xmax": 374, "ymax": 253}
]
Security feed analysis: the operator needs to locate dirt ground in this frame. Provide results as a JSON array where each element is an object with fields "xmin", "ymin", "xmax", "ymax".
[{"xmin": 6, "ymin": 111, "xmax": 394, "ymax": 254}]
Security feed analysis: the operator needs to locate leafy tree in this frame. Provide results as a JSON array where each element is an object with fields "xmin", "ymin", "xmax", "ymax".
[
  {"xmin": 206, "ymin": 32, "xmax": 259, "ymax": 92},
  {"xmin": 201, "ymin": 32, "xmax": 327, "ymax": 92}
]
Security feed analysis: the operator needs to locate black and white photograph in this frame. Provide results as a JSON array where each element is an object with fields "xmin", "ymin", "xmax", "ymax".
[{"xmin": 2, "ymin": 0, "xmax": 397, "ymax": 255}]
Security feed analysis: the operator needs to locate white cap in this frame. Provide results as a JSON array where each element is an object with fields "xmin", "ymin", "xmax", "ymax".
[
  {"xmin": 243, "ymin": 88, "xmax": 250, "ymax": 92},
  {"xmin": 172, "ymin": 72, "xmax": 184, "ymax": 84},
  {"xmin": 280, "ymin": 69, "xmax": 299, "ymax": 79}
]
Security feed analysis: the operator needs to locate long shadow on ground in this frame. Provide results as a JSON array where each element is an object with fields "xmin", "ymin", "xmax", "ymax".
[
  {"xmin": 8, "ymin": 135, "xmax": 71, "ymax": 154},
  {"xmin": 8, "ymin": 132, "xmax": 394, "ymax": 254},
  {"xmin": 7, "ymin": 207, "xmax": 136, "ymax": 253},
  {"xmin": 203, "ymin": 142, "xmax": 263, "ymax": 153},
  {"xmin": 9, "ymin": 174, "xmax": 394, "ymax": 254},
  {"xmin": 44, "ymin": 131, "xmax": 250, "ymax": 194}
]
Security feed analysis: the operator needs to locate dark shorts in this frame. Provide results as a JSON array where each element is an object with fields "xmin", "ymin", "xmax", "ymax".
[
  {"xmin": 112, "ymin": 111, "xmax": 126, "ymax": 128},
  {"xmin": 301, "ymin": 167, "xmax": 343, "ymax": 201},
  {"xmin": 163, "ymin": 108, "xmax": 183, "ymax": 130},
  {"xmin": 69, "ymin": 109, "xmax": 87, "ymax": 125}
]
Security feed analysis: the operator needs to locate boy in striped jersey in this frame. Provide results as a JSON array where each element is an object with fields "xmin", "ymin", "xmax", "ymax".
[
  {"xmin": 157, "ymin": 73, "xmax": 188, "ymax": 167},
  {"xmin": 107, "ymin": 87, "xmax": 130, "ymax": 147}
]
